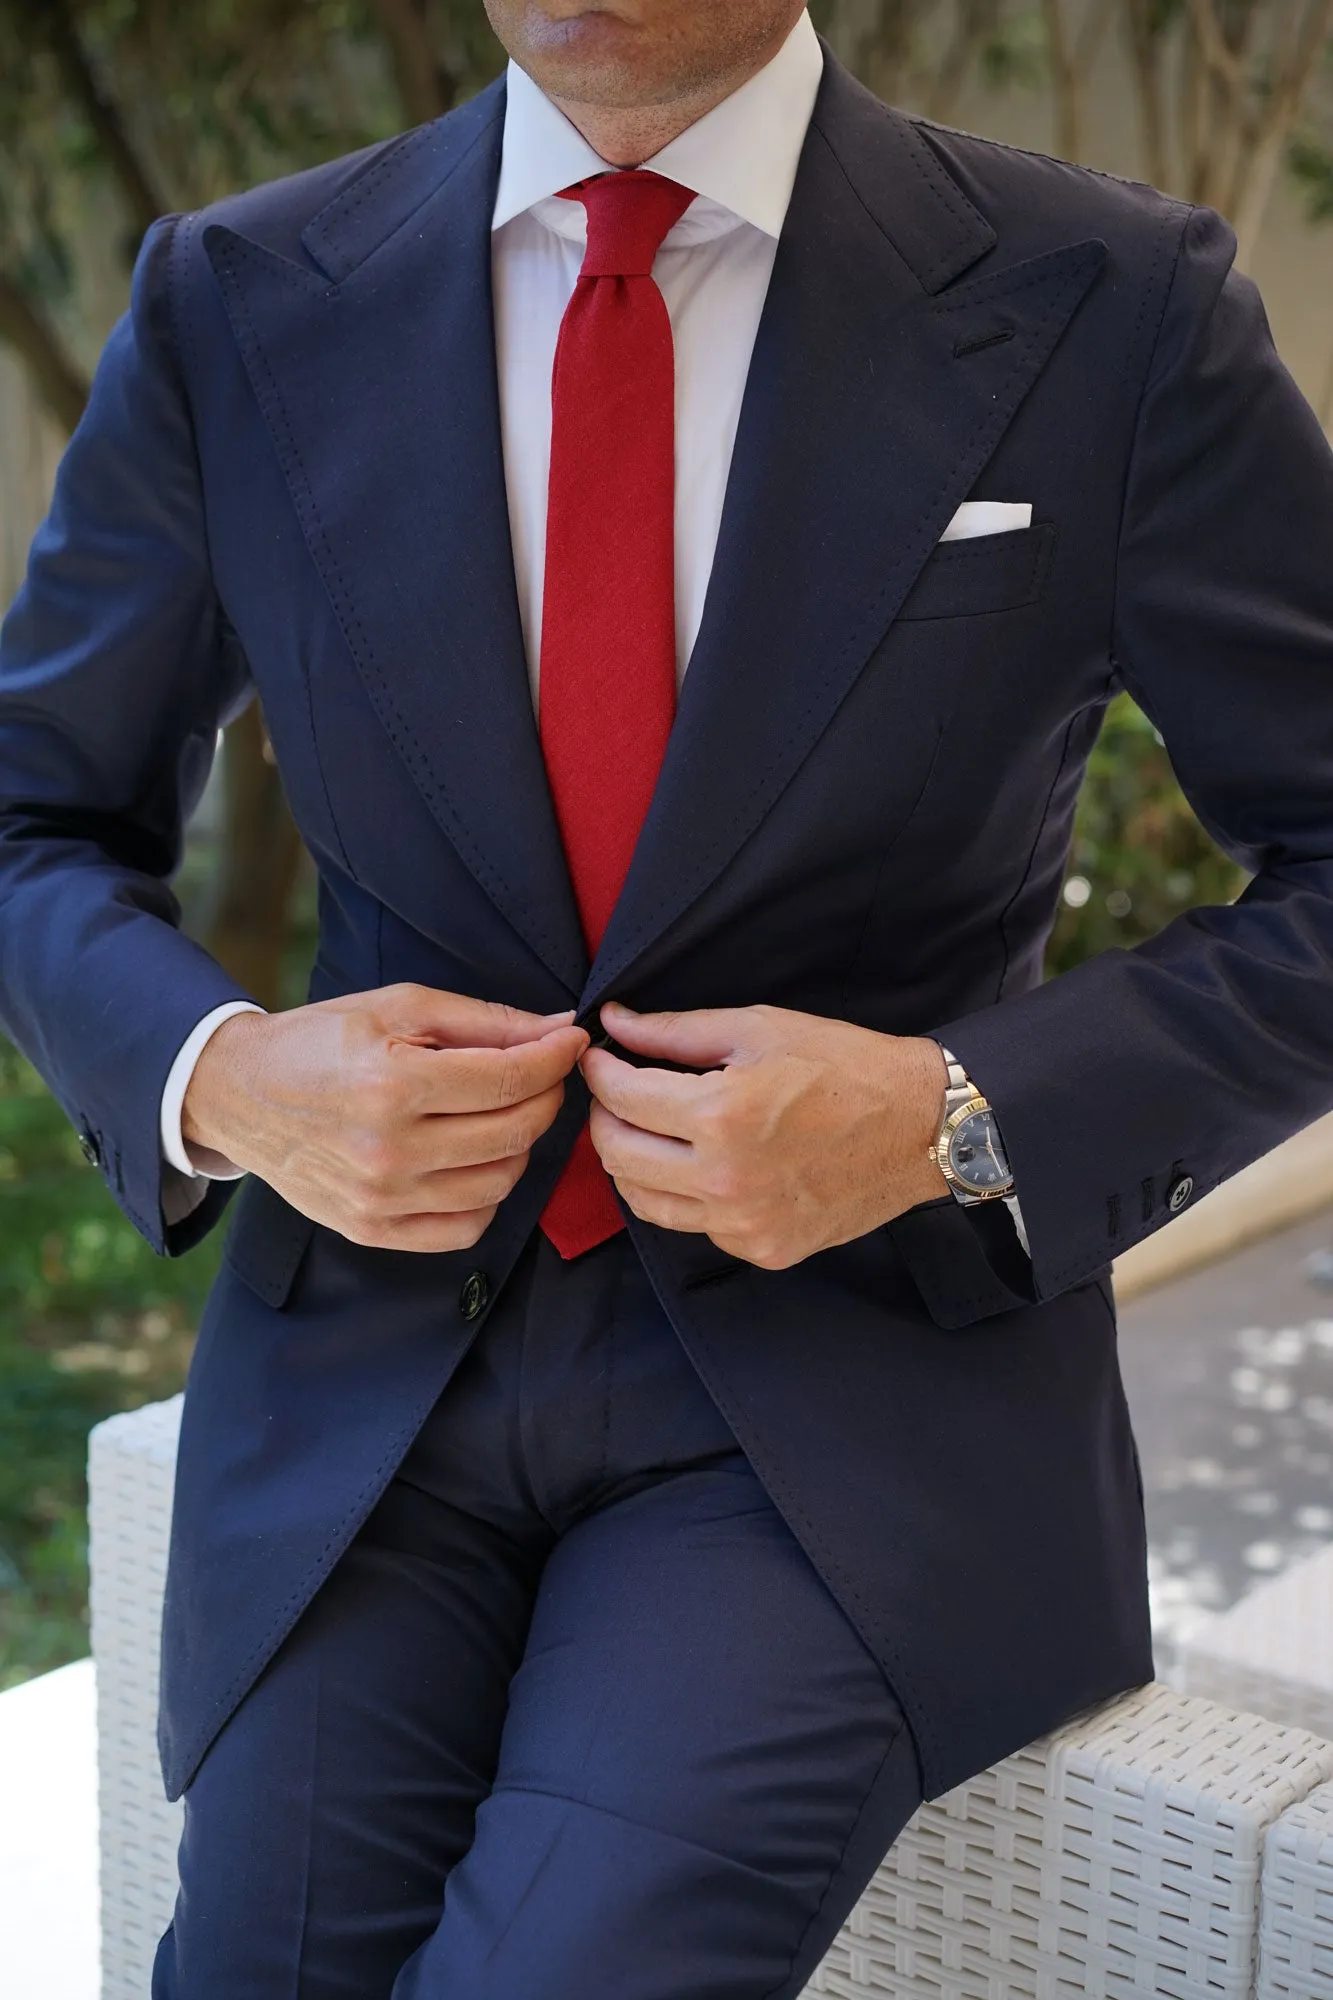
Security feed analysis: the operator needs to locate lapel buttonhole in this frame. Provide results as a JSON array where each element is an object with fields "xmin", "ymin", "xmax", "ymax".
[{"xmin": 954, "ymin": 326, "xmax": 1016, "ymax": 359}]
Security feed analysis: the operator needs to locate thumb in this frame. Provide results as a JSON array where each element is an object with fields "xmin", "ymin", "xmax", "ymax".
[{"xmin": 599, "ymin": 1001, "xmax": 749, "ymax": 1069}]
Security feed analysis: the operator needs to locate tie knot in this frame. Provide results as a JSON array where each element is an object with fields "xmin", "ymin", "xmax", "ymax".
[{"xmin": 561, "ymin": 170, "xmax": 695, "ymax": 279}]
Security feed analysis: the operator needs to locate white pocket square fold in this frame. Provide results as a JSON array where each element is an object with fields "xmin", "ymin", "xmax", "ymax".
[{"xmin": 939, "ymin": 501, "xmax": 1033, "ymax": 542}]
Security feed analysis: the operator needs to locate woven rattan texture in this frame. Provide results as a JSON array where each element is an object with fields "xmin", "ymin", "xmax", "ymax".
[
  {"xmin": 1181, "ymin": 1544, "xmax": 1333, "ymax": 1742},
  {"xmin": 803, "ymin": 1685, "xmax": 1333, "ymax": 2000},
  {"xmin": 1258, "ymin": 1779, "xmax": 1333, "ymax": 1999},
  {"xmin": 88, "ymin": 1396, "xmax": 185, "ymax": 2000}
]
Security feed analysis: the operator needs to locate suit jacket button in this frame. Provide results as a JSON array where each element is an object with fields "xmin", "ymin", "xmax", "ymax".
[
  {"xmin": 459, "ymin": 1271, "xmax": 490, "ymax": 1322},
  {"xmin": 78, "ymin": 1127, "xmax": 101, "ymax": 1168},
  {"xmin": 1167, "ymin": 1174, "xmax": 1194, "ymax": 1214}
]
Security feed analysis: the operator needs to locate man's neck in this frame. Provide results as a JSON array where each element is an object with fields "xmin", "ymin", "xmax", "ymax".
[
  {"xmin": 542, "ymin": 98, "xmax": 706, "ymax": 167},
  {"xmin": 547, "ymin": 38, "xmax": 792, "ymax": 167}
]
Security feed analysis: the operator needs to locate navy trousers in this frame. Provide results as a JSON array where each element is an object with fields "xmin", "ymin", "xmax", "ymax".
[{"xmin": 153, "ymin": 1232, "xmax": 923, "ymax": 1998}]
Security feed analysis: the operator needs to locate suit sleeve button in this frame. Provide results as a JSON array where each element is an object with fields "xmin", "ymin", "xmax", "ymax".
[
  {"xmin": 459, "ymin": 1271, "xmax": 490, "ymax": 1322},
  {"xmin": 78, "ymin": 1127, "xmax": 101, "ymax": 1168},
  {"xmin": 1167, "ymin": 1174, "xmax": 1194, "ymax": 1214}
]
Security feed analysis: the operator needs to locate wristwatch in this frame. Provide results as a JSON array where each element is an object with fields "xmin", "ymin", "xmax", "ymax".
[{"xmin": 929, "ymin": 1047, "xmax": 1016, "ymax": 1205}]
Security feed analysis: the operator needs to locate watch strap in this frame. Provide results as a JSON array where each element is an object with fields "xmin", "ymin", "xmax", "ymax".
[
  {"xmin": 938, "ymin": 1046, "xmax": 977, "ymax": 1117},
  {"xmin": 1003, "ymin": 1192, "xmax": 1030, "ymax": 1255},
  {"xmin": 940, "ymin": 1056, "xmax": 972, "ymax": 1104}
]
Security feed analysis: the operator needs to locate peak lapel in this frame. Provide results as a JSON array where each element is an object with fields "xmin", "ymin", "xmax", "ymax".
[
  {"xmin": 204, "ymin": 82, "xmax": 588, "ymax": 997},
  {"xmin": 584, "ymin": 61, "xmax": 1105, "ymax": 1007}
]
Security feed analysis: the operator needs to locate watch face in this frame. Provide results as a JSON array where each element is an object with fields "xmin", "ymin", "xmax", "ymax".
[{"xmin": 947, "ymin": 1107, "xmax": 1013, "ymax": 1193}]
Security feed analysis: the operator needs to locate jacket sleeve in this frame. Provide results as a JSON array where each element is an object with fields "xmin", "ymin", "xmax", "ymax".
[
  {"xmin": 0, "ymin": 215, "xmax": 255, "ymax": 1254},
  {"xmin": 929, "ymin": 203, "xmax": 1333, "ymax": 1312}
]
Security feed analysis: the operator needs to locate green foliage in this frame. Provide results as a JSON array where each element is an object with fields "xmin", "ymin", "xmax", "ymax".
[
  {"xmin": 0, "ymin": 1039, "xmax": 220, "ymax": 1686},
  {"xmin": 0, "ymin": 848, "xmax": 315, "ymax": 1686},
  {"xmin": 0, "ymin": 0, "xmax": 505, "ymax": 354},
  {"xmin": 72, "ymin": 0, "xmax": 399, "ymax": 205},
  {"xmin": 0, "ymin": 27, "xmax": 81, "ymax": 305},
  {"xmin": 1046, "ymin": 695, "xmax": 1248, "ymax": 974},
  {"xmin": 1289, "ymin": 134, "xmax": 1333, "ymax": 224},
  {"xmin": 1288, "ymin": 29, "xmax": 1333, "ymax": 226},
  {"xmin": 977, "ymin": 6, "xmax": 1049, "ymax": 91}
]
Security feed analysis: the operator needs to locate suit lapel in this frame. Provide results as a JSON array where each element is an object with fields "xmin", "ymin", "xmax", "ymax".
[
  {"xmin": 204, "ymin": 80, "xmax": 588, "ymax": 997},
  {"xmin": 584, "ymin": 59, "xmax": 1106, "ymax": 1007}
]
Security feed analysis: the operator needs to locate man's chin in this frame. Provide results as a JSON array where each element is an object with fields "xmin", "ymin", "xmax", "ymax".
[{"xmin": 507, "ymin": 9, "xmax": 698, "ymax": 107}]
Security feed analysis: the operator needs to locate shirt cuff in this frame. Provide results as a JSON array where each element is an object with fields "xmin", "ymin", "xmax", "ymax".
[
  {"xmin": 161, "ymin": 1166, "xmax": 212, "ymax": 1228},
  {"xmin": 1003, "ymin": 1193, "xmax": 1031, "ymax": 1258},
  {"xmin": 160, "ymin": 1001, "xmax": 265, "ymax": 1179}
]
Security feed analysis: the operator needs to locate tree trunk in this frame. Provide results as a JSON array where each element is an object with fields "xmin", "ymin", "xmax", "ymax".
[
  {"xmin": 204, "ymin": 703, "xmax": 306, "ymax": 1012},
  {"xmin": 1319, "ymin": 337, "xmax": 1333, "ymax": 433},
  {"xmin": 924, "ymin": 0, "xmax": 994, "ymax": 122},
  {"xmin": 1231, "ymin": 120, "xmax": 1291, "ymax": 270},
  {"xmin": 1042, "ymin": 0, "xmax": 1083, "ymax": 159},
  {"xmin": 1123, "ymin": 0, "xmax": 1171, "ymax": 191},
  {"xmin": 1227, "ymin": 0, "xmax": 1333, "ymax": 268},
  {"xmin": 4, "ymin": 8, "xmax": 310, "ymax": 1012},
  {"xmin": 40, "ymin": 0, "xmax": 167, "ymax": 239},
  {"xmin": 0, "ymin": 278, "xmax": 89, "ymax": 436},
  {"xmin": 371, "ymin": 0, "xmax": 458, "ymax": 127}
]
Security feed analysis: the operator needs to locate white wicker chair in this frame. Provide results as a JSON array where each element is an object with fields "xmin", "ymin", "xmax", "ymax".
[
  {"xmin": 805, "ymin": 1687, "xmax": 1333, "ymax": 2000},
  {"xmin": 1257, "ymin": 1779, "xmax": 1333, "ymax": 2000},
  {"xmin": 89, "ymin": 1397, "xmax": 1333, "ymax": 2000},
  {"xmin": 87, "ymin": 1396, "xmax": 184, "ymax": 2000},
  {"xmin": 1180, "ymin": 1542, "xmax": 1333, "ymax": 1742}
]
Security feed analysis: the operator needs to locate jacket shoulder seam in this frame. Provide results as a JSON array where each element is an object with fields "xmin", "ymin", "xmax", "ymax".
[{"xmin": 906, "ymin": 112, "xmax": 1194, "ymax": 212}]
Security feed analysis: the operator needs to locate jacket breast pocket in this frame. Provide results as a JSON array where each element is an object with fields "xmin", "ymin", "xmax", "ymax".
[
  {"xmin": 223, "ymin": 1174, "xmax": 318, "ymax": 1310},
  {"xmin": 896, "ymin": 521, "xmax": 1056, "ymax": 622}
]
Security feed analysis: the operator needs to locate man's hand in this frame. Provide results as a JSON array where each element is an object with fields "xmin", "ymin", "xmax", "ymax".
[
  {"xmin": 182, "ymin": 985, "xmax": 589, "ymax": 1252},
  {"xmin": 583, "ymin": 1002, "xmax": 949, "ymax": 1269}
]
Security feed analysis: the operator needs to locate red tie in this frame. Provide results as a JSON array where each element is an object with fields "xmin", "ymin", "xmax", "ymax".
[{"xmin": 538, "ymin": 170, "xmax": 695, "ymax": 1260}]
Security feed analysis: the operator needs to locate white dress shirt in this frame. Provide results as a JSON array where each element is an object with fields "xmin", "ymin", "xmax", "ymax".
[{"xmin": 158, "ymin": 12, "xmax": 1028, "ymax": 1257}]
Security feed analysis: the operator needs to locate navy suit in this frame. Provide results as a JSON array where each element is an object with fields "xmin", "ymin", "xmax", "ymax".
[{"xmin": 4, "ymin": 40, "xmax": 1333, "ymax": 1992}]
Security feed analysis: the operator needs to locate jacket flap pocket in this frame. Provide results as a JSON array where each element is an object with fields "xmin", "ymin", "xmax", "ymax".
[
  {"xmin": 223, "ymin": 1175, "xmax": 317, "ymax": 1309},
  {"xmin": 897, "ymin": 521, "xmax": 1055, "ymax": 622},
  {"xmin": 886, "ymin": 1195, "xmax": 1036, "ymax": 1329}
]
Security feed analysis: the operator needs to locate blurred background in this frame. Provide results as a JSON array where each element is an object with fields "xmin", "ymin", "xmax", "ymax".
[{"xmin": 0, "ymin": 0, "xmax": 1331, "ymax": 1696}]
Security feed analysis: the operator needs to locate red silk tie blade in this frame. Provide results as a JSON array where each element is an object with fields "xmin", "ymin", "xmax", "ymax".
[{"xmin": 539, "ymin": 171, "xmax": 694, "ymax": 1261}]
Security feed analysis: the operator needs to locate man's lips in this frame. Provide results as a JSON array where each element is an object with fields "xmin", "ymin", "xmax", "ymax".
[{"xmin": 521, "ymin": 3, "xmax": 646, "ymax": 41}]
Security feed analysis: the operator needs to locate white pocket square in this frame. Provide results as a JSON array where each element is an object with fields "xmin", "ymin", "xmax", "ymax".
[{"xmin": 939, "ymin": 501, "xmax": 1032, "ymax": 542}]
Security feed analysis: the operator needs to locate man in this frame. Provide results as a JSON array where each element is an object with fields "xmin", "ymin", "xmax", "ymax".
[{"xmin": 2, "ymin": 0, "xmax": 1332, "ymax": 1989}]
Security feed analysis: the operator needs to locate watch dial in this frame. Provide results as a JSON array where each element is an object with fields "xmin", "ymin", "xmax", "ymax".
[{"xmin": 948, "ymin": 1109, "xmax": 1013, "ymax": 1192}]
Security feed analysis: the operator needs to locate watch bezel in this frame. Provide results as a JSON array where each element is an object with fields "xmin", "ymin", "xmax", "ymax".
[{"xmin": 934, "ymin": 1095, "xmax": 1016, "ymax": 1200}]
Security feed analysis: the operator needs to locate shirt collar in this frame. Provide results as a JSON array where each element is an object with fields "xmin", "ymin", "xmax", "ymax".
[{"xmin": 491, "ymin": 10, "xmax": 823, "ymax": 239}]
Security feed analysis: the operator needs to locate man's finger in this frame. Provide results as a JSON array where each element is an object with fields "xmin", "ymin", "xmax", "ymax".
[
  {"xmin": 589, "ymin": 1104, "xmax": 701, "ymax": 1197},
  {"xmin": 598, "ymin": 1000, "xmax": 749, "ymax": 1068},
  {"xmin": 581, "ymin": 1047, "xmax": 716, "ymax": 1139},
  {"xmin": 399, "ymin": 1025, "xmax": 589, "ymax": 1114},
  {"xmin": 384, "ymin": 985, "xmax": 578, "ymax": 1051},
  {"xmin": 415, "ymin": 1089, "xmax": 565, "ymax": 1168},
  {"xmin": 349, "ymin": 1206, "xmax": 501, "ymax": 1254},
  {"xmin": 407, "ymin": 1157, "xmax": 529, "ymax": 1212},
  {"xmin": 613, "ymin": 1179, "xmax": 711, "ymax": 1233}
]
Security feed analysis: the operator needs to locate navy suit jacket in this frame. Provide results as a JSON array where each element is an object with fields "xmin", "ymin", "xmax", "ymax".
[{"xmin": 4, "ymin": 49, "xmax": 1333, "ymax": 1803}]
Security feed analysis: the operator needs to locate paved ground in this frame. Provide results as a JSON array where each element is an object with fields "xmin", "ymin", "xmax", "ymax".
[
  {"xmin": 1119, "ymin": 1204, "xmax": 1333, "ymax": 1672},
  {"xmin": 0, "ymin": 1659, "xmax": 98, "ymax": 1999}
]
